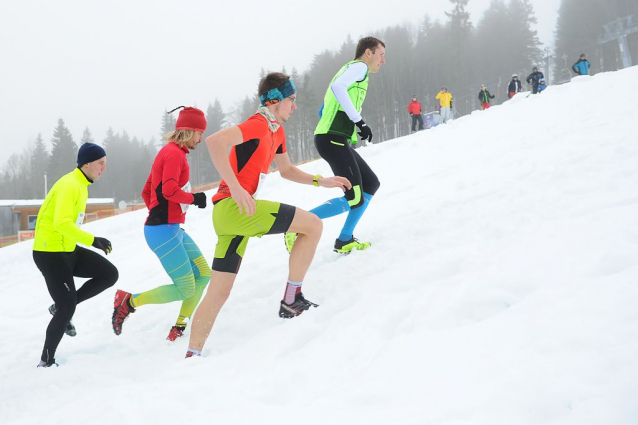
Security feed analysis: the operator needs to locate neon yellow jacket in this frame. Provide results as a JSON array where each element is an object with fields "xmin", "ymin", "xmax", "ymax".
[
  {"xmin": 436, "ymin": 91, "xmax": 453, "ymax": 107},
  {"xmin": 33, "ymin": 168, "xmax": 95, "ymax": 252}
]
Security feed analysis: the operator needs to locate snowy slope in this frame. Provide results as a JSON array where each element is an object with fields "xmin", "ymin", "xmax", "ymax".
[{"xmin": 2, "ymin": 68, "xmax": 638, "ymax": 425}]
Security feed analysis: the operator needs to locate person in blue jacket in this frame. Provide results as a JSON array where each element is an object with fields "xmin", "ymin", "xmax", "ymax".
[
  {"xmin": 572, "ymin": 54, "xmax": 591, "ymax": 75},
  {"xmin": 537, "ymin": 77, "xmax": 547, "ymax": 93}
]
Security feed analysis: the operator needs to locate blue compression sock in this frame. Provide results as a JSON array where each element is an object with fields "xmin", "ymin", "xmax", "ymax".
[
  {"xmin": 338, "ymin": 192, "xmax": 373, "ymax": 242},
  {"xmin": 310, "ymin": 196, "xmax": 350, "ymax": 219}
]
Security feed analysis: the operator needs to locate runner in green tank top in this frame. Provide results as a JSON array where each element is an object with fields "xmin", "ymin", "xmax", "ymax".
[
  {"xmin": 315, "ymin": 59, "xmax": 369, "ymax": 143},
  {"xmin": 285, "ymin": 36, "xmax": 386, "ymax": 255}
]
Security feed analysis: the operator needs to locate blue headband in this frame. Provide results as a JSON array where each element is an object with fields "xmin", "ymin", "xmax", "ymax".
[{"xmin": 260, "ymin": 80, "xmax": 297, "ymax": 106}]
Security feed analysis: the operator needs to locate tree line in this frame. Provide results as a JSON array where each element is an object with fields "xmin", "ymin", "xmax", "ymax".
[{"xmin": 1, "ymin": 0, "xmax": 635, "ymax": 203}]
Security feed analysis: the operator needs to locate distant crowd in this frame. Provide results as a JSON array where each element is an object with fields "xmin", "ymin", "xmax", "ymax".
[{"xmin": 407, "ymin": 53, "xmax": 591, "ymax": 133}]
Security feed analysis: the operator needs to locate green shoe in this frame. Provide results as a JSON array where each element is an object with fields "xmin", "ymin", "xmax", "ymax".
[
  {"xmin": 333, "ymin": 237, "xmax": 371, "ymax": 254},
  {"xmin": 284, "ymin": 232, "xmax": 298, "ymax": 254}
]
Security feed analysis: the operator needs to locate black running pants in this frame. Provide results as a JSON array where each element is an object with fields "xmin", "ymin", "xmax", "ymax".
[
  {"xmin": 33, "ymin": 246, "xmax": 118, "ymax": 362},
  {"xmin": 314, "ymin": 134, "xmax": 380, "ymax": 209},
  {"xmin": 411, "ymin": 114, "xmax": 424, "ymax": 131}
]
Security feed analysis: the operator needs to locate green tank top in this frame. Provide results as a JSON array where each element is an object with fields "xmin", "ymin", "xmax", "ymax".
[{"xmin": 315, "ymin": 60, "xmax": 369, "ymax": 142}]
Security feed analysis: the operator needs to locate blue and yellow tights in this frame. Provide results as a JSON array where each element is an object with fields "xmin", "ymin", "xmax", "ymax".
[{"xmin": 133, "ymin": 224, "xmax": 211, "ymax": 328}]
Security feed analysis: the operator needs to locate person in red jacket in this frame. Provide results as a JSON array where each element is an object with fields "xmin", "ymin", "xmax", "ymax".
[
  {"xmin": 407, "ymin": 95, "xmax": 424, "ymax": 133},
  {"xmin": 111, "ymin": 107, "xmax": 211, "ymax": 342}
]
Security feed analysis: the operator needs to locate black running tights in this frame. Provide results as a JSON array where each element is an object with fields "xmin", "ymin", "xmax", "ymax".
[
  {"xmin": 33, "ymin": 247, "xmax": 118, "ymax": 362},
  {"xmin": 314, "ymin": 134, "xmax": 380, "ymax": 209}
]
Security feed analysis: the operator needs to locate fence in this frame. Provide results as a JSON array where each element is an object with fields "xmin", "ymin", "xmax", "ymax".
[{"xmin": 0, "ymin": 181, "xmax": 221, "ymax": 249}]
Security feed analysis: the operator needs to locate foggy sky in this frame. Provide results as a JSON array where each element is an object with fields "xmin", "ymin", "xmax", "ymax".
[{"xmin": 0, "ymin": 0, "xmax": 558, "ymax": 167}]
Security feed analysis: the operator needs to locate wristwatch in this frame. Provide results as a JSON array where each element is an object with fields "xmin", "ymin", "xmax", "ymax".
[{"xmin": 313, "ymin": 174, "xmax": 322, "ymax": 187}]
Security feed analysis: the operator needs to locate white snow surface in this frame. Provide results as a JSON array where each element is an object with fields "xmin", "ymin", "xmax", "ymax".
[{"xmin": 2, "ymin": 68, "xmax": 638, "ymax": 425}]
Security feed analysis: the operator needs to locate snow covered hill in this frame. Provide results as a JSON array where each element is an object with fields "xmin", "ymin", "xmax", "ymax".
[{"xmin": 2, "ymin": 67, "xmax": 638, "ymax": 425}]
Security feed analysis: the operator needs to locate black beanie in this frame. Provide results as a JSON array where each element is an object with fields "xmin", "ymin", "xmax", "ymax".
[{"xmin": 77, "ymin": 143, "xmax": 106, "ymax": 167}]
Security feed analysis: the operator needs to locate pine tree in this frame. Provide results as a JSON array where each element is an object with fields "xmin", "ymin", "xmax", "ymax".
[
  {"xmin": 508, "ymin": 0, "xmax": 542, "ymax": 78},
  {"xmin": 0, "ymin": 154, "xmax": 21, "ymax": 199},
  {"xmin": 47, "ymin": 119, "xmax": 77, "ymax": 190},
  {"xmin": 30, "ymin": 134, "xmax": 49, "ymax": 199},
  {"xmin": 160, "ymin": 110, "xmax": 177, "ymax": 142},
  {"xmin": 365, "ymin": 26, "xmax": 415, "ymax": 141},
  {"xmin": 196, "ymin": 100, "xmax": 225, "ymax": 184},
  {"xmin": 80, "ymin": 127, "xmax": 95, "ymax": 144},
  {"xmin": 473, "ymin": 0, "xmax": 514, "ymax": 102},
  {"xmin": 282, "ymin": 68, "xmax": 303, "ymax": 163},
  {"xmin": 234, "ymin": 96, "xmax": 257, "ymax": 124},
  {"xmin": 135, "ymin": 138, "xmax": 157, "ymax": 201},
  {"xmin": 206, "ymin": 99, "xmax": 225, "ymax": 135},
  {"xmin": 415, "ymin": 16, "xmax": 448, "ymax": 113},
  {"xmin": 444, "ymin": 0, "xmax": 474, "ymax": 115}
]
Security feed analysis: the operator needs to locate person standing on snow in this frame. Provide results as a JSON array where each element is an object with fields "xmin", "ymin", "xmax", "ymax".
[
  {"xmin": 284, "ymin": 36, "xmax": 385, "ymax": 256},
  {"xmin": 478, "ymin": 85, "xmax": 495, "ymax": 110},
  {"xmin": 436, "ymin": 87, "xmax": 454, "ymax": 123},
  {"xmin": 408, "ymin": 95, "xmax": 424, "ymax": 132},
  {"xmin": 526, "ymin": 67, "xmax": 545, "ymax": 94},
  {"xmin": 185, "ymin": 72, "xmax": 351, "ymax": 358},
  {"xmin": 572, "ymin": 54, "xmax": 591, "ymax": 76},
  {"xmin": 537, "ymin": 77, "xmax": 548, "ymax": 93},
  {"xmin": 111, "ymin": 107, "xmax": 211, "ymax": 342},
  {"xmin": 508, "ymin": 74, "xmax": 522, "ymax": 98},
  {"xmin": 33, "ymin": 143, "xmax": 118, "ymax": 367}
]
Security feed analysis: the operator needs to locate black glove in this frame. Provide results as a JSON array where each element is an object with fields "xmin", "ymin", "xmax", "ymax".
[
  {"xmin": 355, "ymin": 119, "xmax": 373, "ymax": 144},
  {"xmin": 191, "ymin": 192, "xmax": 207, "ymax": 209},
  {"xmin": 92, "ymin": 237, "xmax": 112, "ymax": 255}
]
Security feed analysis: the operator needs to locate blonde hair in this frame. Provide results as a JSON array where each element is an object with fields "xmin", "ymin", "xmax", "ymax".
[{"xmin": 164, "ymin": 129, "xmax": 197, "ymax": 146}]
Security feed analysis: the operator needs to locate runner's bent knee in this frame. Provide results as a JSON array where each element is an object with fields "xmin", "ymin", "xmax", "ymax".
[
  {"xmin": 290, "ymin": 209, "xmax": 323, "ymax": 236},
  {"xmin": 173, "ymin": 274, "xmax": 196, "ymax": 299}
]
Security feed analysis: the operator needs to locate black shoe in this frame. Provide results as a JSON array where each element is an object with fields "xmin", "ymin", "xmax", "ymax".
[
  {"xmin": 279, "ymin": 293, "xmax": 319, "ymax": 319},
  {"xmin": 49, "ymin": 304, "xmax": 77, "ymax": 337}
]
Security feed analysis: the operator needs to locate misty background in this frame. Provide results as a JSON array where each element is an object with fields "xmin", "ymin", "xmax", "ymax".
[{"xmin": 0, "ymin": 0, "xmax": 636, "ymax": 204}]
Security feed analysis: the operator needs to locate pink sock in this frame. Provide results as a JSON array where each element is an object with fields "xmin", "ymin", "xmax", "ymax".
[{"xmin": 284, "ymin": 280, "xmax": 303, "ymax": 304}]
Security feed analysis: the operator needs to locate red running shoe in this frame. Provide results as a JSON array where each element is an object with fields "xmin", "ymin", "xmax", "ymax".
[
  {"xmin": 166, "ymin": 326, "xmax": 185, "ymax": 342},
  {"xmin": 112, "ymin": 290, "xmax": 135, "ymax": 336}
]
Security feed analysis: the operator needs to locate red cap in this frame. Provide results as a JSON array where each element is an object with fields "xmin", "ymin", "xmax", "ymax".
[{"xmin": 176, "ymin": 107, "xmax": 207, "ymax": 132}]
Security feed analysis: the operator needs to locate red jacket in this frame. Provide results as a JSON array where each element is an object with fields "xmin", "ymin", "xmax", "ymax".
[
  {"xmin": 408, "ymin": 100, "xmax": 422, "ymax": 115},
  {"xmin": 141, "ymin": 142, "xmax": 194, "ymax": 225}
]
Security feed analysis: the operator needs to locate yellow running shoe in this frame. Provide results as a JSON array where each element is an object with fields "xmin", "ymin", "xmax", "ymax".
[
  {"xmin": 333, "ymin": 237, "xmax": 371, "ymax": 254},
  {"xmin": 284, "ymin": 232, "xmax": 298, "ymax": 254}
]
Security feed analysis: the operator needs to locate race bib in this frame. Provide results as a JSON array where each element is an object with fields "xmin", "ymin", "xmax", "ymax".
[
  {"xmin": 180, "ymin": 181, "xmax": 192, "ymax": 213},
  {"xmin": 76, "ymin": 212, "xmax": 85, "ymax": 227},
  {"xmin": 253, "ymin": 173, "xmax": 267, "ymax": 199}
]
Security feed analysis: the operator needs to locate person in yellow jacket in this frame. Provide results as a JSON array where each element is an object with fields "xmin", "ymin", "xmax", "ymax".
[
  {"xmin": 32, "ymin": 142, "xmax": 118, "ymax": 367},
  {"xmin": 435, "ymin": 87, "xmax": 454, "ymax": 123}
]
